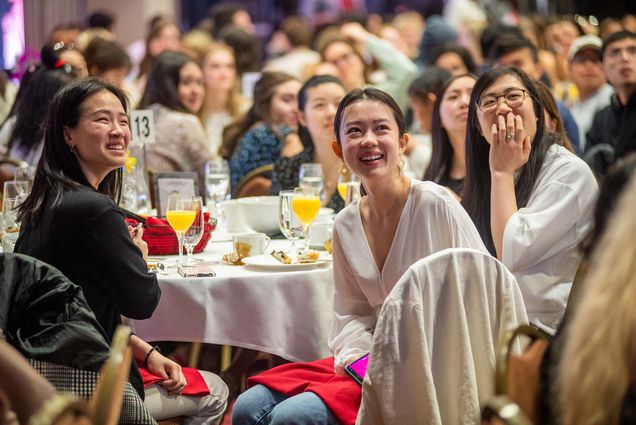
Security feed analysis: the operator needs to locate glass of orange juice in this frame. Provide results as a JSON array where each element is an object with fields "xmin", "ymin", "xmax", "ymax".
[
  {"xmin": 338, "ymin": 172, "xmax": 361, "ymax": 205},
  {"xmin": 292, "ymin": 187, "xmax": 321, "ymax": 251},
  {"xmin": 166, "ymin": 193, "xmax": 197, "ymax": 265}
]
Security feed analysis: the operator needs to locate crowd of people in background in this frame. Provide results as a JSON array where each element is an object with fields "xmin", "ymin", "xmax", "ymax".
[{"xmin": 1, "ymin": 1, "xmax": 636, "ymax": 424}]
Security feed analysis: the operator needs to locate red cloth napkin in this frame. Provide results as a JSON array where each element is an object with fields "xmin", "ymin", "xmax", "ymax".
[
  {"xmin": 248, "ymin": 357, "xmax": 361, "ymax": 425},
  {"xmin": 139, "ymin": 366, "xmax": 211, "ymax": 397}
]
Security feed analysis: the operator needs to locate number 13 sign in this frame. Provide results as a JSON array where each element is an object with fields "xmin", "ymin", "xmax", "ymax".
[{"xmin": 131, "ymin": 110, "xmax": 156, "ymax": 145}]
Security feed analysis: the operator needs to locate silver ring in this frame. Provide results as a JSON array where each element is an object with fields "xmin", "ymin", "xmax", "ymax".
[{"xmin": 506, "ymin": 133, "xmax": 514, "ymax": 140}]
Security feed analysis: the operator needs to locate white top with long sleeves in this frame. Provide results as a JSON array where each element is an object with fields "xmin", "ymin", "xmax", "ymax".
[
  {"xmin": 502, "ymin": 144, "xmax": 598, "ymax": 333},
  {"xmin": 357, "ymin": 248, "xmax": 528, "ymax": 425},
  {"xmin": 328, "ymin": 179, "xmax": 487, "ymax": 371}
]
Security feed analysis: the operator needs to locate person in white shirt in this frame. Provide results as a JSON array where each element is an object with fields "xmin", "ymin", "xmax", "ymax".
[
  {"xmin": 462, "ymin": 66, "xmax": 598, "ymax": 333},
  {"xmin": 232, "ymin": 87, "xmax": 487, "ymax": 425},
  {"xmin": 567, "ymin": 35, "xmax": 614, "ymax": 151}
]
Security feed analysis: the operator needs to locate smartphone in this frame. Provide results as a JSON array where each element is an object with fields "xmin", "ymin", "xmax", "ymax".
[
  {"xmin": 178, "ymin": 264, "xmax": 216, "ymax": 277},
  {"xmin": 345, "ymin": 353, "xmax": 369, "ymax": 385}
]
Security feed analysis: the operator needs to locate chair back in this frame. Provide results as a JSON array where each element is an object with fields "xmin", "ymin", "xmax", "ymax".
[
  {"xmin": 235, "ymin": 164, "xmax": 273, "ymax": 197},
  {"xmin": 494, "ymin": 325, "xmax": 549, "ymax": 423},
  {"xmin": 356, "ymin": 248, "xmax": 528, "ymax": 425},
  {"xmin": 90, "ymin": 325, "xmax": 133, "ymax": 425}
]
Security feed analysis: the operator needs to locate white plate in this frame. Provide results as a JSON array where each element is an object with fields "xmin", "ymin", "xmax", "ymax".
[{"xmin": 242, "ymin": 255, "xmax": 328, "ymax": 271}]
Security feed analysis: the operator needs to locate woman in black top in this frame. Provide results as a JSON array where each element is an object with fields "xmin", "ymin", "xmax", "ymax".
[
  {"xmin": 270, "ymin": 75, "xmax": 347, "ymax": 211},
  {"xmin": 423, "ymin": 74, "xmax": 476, "ymax": 199},
  {"xmin": 15, "ymin": 79, "xmax": 227, "ymax": 422}
]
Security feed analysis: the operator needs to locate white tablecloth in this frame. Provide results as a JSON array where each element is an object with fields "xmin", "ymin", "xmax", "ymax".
[{"xmin": 126, "ymin": 239, "xmax": 335, "ymax": 362}]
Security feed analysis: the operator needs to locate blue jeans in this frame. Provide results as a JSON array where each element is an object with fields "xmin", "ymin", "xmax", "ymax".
[{"xmin": 231, "ymin": 384, "xmax": 340, "ymax": 425}]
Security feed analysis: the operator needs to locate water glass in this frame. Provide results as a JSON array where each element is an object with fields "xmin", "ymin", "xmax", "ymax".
[
  {"xmin": 299, "ymin": 163, "xmax": 324, "ymax": 199},
  {"xmin": 205, "ymin": 159, "xmax": 230, "ymax": 219},
  {"xmin": 278, "ymin": 190, "xmax": 303, "ymax": 250},
  {"xmin": 182, "ymin": 197, "xmax": 204, "ymax": 265},
  {"xmin": 3, "ymin": 181, "xmax": 30, "ymax": 234},
  {"xmin": 14, "ymin": 166, "xmax": 36, "ymax": 191}
]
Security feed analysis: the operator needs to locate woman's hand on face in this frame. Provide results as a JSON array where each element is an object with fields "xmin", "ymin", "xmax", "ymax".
[
  {"xmin": 146, "ymin": 351, "xmax": 187, "ymax": 395},
  {"xmin": 128, "ymin": 224, "xmax": 149, "ymax": 262},
  {"xmin": 340, "ymin": 22, "xmax": 370, "ymax": 44},
  {"xmin": 489, "ymin": 112, "xmax": 531, "ymax": 175}
]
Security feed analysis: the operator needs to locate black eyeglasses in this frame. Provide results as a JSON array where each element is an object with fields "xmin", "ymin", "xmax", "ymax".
[{"xmin": 476, "ymin": 88, "xmax": 530, "ymax": 113}]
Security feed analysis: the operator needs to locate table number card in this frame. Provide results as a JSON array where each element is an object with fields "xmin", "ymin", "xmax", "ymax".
[
  {"xmin": 152, "ymin": 172, "xmax": 199, "ymax": 216},
  {"xmin": 131, "ymin": 110, "xmax": 156, "ymax": 145}
]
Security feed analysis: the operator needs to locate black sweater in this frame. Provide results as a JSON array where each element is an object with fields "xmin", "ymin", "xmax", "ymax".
[{"xmin": 15, "ymin": 186, "xmax": 161, "ymax": 397}]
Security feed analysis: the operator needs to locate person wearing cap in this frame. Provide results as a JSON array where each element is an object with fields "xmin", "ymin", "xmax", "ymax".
[
  {"xmin": 568, "ymin": 35, "xmax": 614, "ymax": 152},
  {"xmin": 585, "ymin": 30, "xmax": 636, "ymax": 175}
]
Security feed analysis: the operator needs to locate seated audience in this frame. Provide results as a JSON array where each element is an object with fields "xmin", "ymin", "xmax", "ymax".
[
  {"xmin": 138, "ymin": 50, "xmax": 214, "ymax": 186},
  {"xmin": 428, "ymin": 44, "xmax": 479, "ymax": 76},
  {"xmin": 567, "ymin": 35, "xmax": 613, "ymax": 151},
  {"xmin": 406, "ymin": 67, "xmax": 453, "ymax": 178},
  {"xmin": 319, "ymin": 22, "xmax": 418, "ymax": 112},
  {"xmin": 232, "ymin": 88, "xmax": 487, "ymax": 425},
  {"xmin": 585, "ymin": 30, "xmax": 636, "ymax": 176},
  {"xmin": 461, "ymin": 66, "xmax": 598, "ymax": 333},
  {"xmin": 532, "ymin": 79, "xmax": 576, "ymax": 153},
  {"xmin": 15, "ymin": 78, "xmax": 228, "ymax": 423},
  {"xmin": 423, "ymin": 73, "xmax": 476, "ymax": 198},
  {"xmin": 199, "ymin": 42, "xmax": 246, "ymax": 155},
  {"xmin": 270, "ymin": 75, "xmax": 347, "ymax": 211},
  {"xmin": 0, "ymin": 45, "xmax": 76, "ymax": 166},
  {"xmin": 221, "ymin": 71, "xmax": 301, "ymax": 196},
  {"xmin": 491, "ymin": 35, "xmax": 581, "ymax": 152}
]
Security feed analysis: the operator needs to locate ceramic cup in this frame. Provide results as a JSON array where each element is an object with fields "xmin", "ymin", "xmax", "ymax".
[{"xmin": 232, "ymin": 233, "xmax": 271, "ymax": 256}]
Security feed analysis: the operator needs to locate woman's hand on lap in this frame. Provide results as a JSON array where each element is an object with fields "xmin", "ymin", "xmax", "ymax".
[{"xmin": 146, "ymin": 351, "xmax": 187, "ymax": 395}]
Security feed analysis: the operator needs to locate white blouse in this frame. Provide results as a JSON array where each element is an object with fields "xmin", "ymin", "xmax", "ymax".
[
  {"xmin": 328, "ymin": 179, "xmax": 487, "ymax": 371},
  {"xmin": 502, "ymin": 144, "xmax": 598, "ymax": 333}
]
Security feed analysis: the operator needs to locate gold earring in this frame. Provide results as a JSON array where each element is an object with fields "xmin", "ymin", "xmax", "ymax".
[{"xmin": 340, "ymin": 162, "xmax": 349, "ymax": 175}]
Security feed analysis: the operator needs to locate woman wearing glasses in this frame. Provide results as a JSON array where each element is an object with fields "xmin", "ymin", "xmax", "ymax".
[{"xmin": 462, "ymin": 66, "xmax": 598, "ymax": 333}]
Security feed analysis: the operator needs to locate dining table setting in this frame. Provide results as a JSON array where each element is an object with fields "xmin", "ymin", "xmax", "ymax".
[{"xmin": 124, "ymin": 169, "xmax": 353, "ymax": 364}]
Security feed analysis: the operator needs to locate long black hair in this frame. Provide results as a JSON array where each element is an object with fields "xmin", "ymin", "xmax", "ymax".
[
  {"xmin": 8, "ymin": 44, "xmax": 76, "ymax": 157},
  {"xmin": 18, "ymin": 78, "xmax": 129, "ymax": 225},
  {"xmin": 424, "ymin": 73, "xmax": 476, "ymax": 187},
  {"xmin": 297, "ymin": 74, "xmax": 344, "ymax": 149},
  {"xmin": 138, "ymin": 50, "xmax": 197, "ymax": 113},
  {"xmin": 461, "ymin": 66, "xmax": 551, "ymax": 255}
]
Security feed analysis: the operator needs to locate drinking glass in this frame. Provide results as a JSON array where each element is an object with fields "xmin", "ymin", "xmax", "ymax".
[
  {"xmin": 299, "ymin": 163, "xmax": 323, "ymax": 199},
  {"xmin": 205, "ymin": 159, "xmax": 230, "ymax": 219},
  {"xmin": 14, "ymin": 166, "xmax": 36, "ymax": 191},
  {"xmin": 182, "ymin": 197, "xmax": 204, "ymax": 265},
  {"xmin": 166, "ymin": 194, "xmax": 197, "ymax": 266},
  {"xmin": 291, "ymin": 187, "xmax": 321, "ymax": 252},
  {"xmin": 338, "ymin": 172, "xmax": 361, "ymax": 205},
  {"xmin": 2, "ymin": 181, "xmax": 29, "ymax": 253},
  {"xmin": 278, "ymin": 190, "xmax": 303, "ymax": 251}
]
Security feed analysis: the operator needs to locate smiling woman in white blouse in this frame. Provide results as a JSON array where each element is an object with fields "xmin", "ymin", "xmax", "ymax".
[
  {"xmin": 462, "ymin": 66, "xmax": 598, "ymax": 333},
  {"xmin": 231, "ymin": 88, "xmax": 487, "ymax": 425}
]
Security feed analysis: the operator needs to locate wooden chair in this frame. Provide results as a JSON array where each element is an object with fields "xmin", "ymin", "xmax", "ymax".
[
  {"xmin": 494, "ymin": 325, "xmax": 550, "ymax": 423},
  {"xmin": 90, "ymin": 325, "xmax": 132, "ymax": 425},
  {"xmin": 235, "ymin": 164, "xmax": 273, "ymax": 198},
  {"xmin": 482, "ymin": 395, "xmax": 533, "ymax": 425}
]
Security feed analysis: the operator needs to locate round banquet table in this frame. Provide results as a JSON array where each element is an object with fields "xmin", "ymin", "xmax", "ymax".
[{"xmin": 125, "ymin": 238, "xmax": 335, "ymax": 362}]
